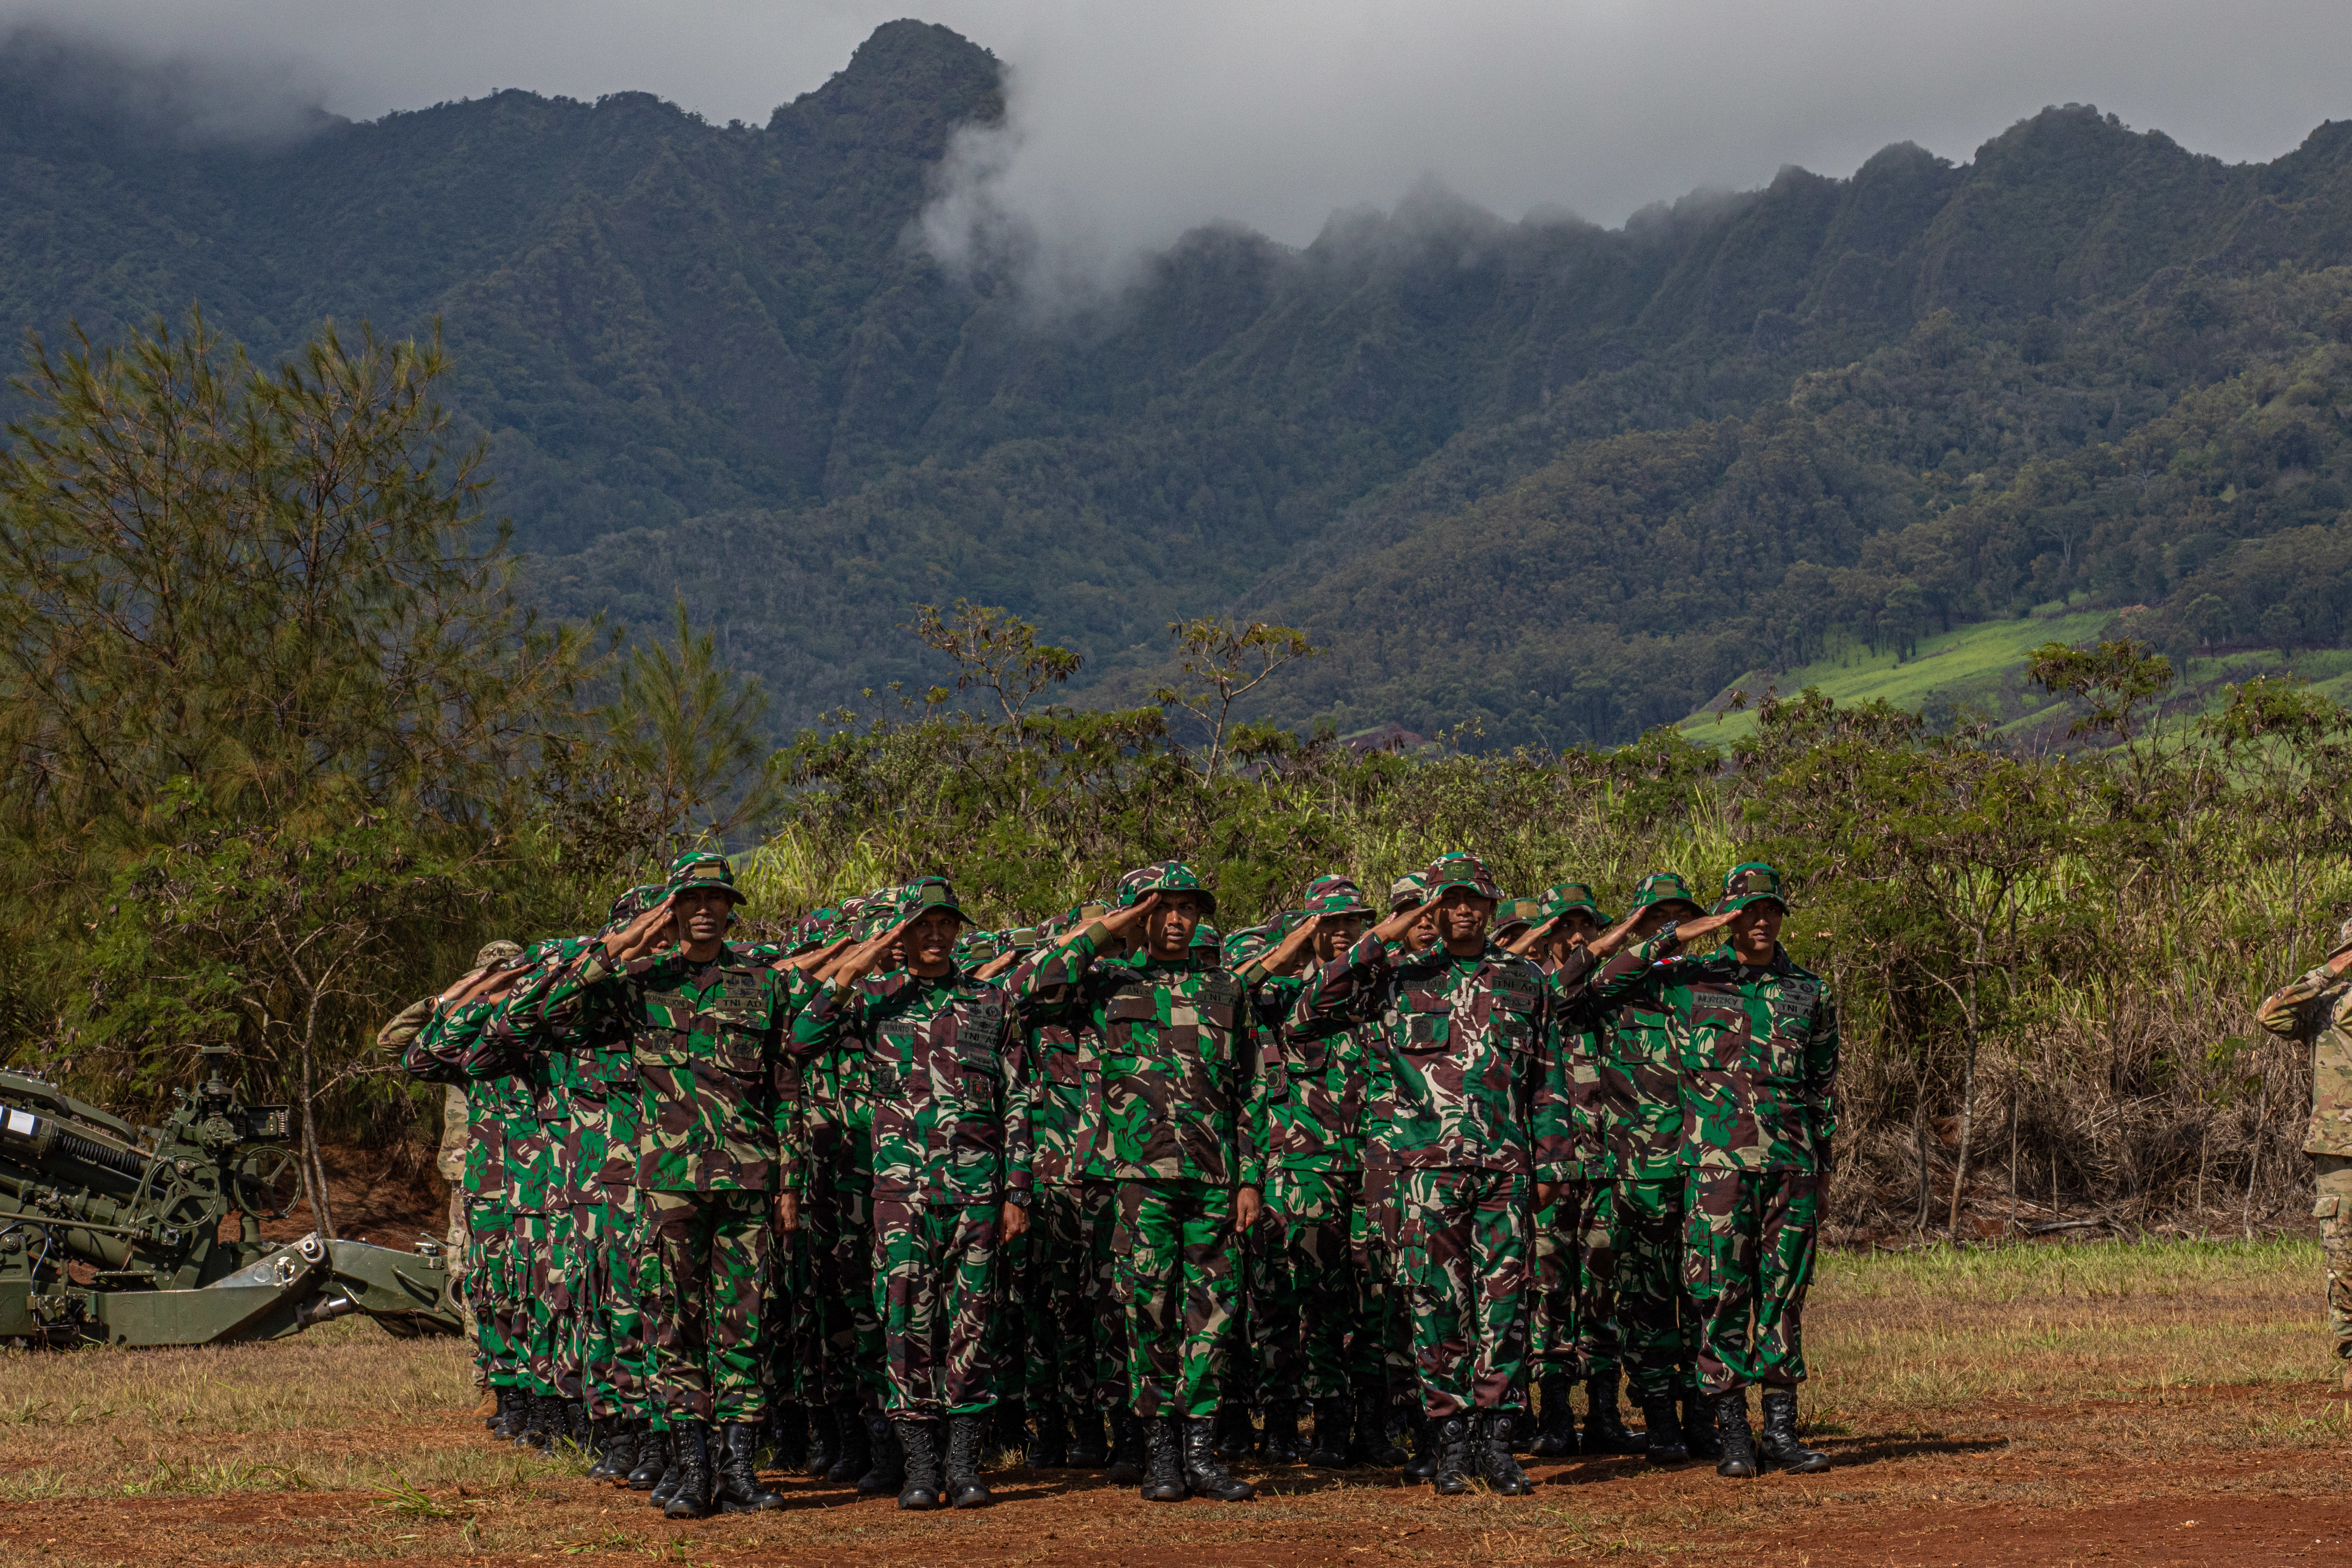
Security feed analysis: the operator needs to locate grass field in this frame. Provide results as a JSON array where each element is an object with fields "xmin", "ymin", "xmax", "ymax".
[{"xmin": 0, "ymin": 1237, "xmax": 2344, "ymax": 1565}]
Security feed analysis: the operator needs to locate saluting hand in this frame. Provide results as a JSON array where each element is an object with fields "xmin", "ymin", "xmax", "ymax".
[
  {"xmin": 604, "ymin": 896, "xmax": 677, "ymax": 964},
  {"xmin": 1369, "ymin": 903, "xmax": 1427, "ymax": 945}
]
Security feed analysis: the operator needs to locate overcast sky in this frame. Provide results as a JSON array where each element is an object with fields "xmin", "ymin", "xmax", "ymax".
[{"xmin": 10, "ymin": 0, "xmax": 2352, "ymax": 279}]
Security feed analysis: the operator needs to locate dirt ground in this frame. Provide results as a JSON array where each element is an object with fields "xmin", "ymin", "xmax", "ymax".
[{"xmin": 2, "ymin": 1238, "xmax": 2344, "ymax": 1566}]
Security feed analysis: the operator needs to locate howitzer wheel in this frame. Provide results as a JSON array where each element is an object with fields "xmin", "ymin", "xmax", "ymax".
[{"xmin": 234, "ymin": 1148, "xmax": 301, "ymax": 1220}]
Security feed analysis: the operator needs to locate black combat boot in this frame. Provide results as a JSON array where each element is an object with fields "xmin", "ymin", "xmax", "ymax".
[
  {"xmin": 1260, "ymin": 1399, "xmax": 1302, "ymax": 1463},
  {"xmin": 1429, "ymin": 1414, "xmax": 1474, "ymax": 1496},
  {"xmin": 895, "ymin": 1419, "xmax": 943, "ymax": 1511},
  {"xmin": 1182, "ymin": 1415, "xmax": 1256, "ymax": 1501},
  {"xmin": 1068, "ymin": 1406, "xmax": 1109, "ymax": 1467},
  {"xmin": 662, "ymin": 1423, "xmax": 715, "ymax": 1518},
  {"xmin": 1584, "ymin": 1371, "xmax": 1646, "ymax": 1455},
  {"xmin": 585, "ymin": 1419, "xmax": 636, "ymax": 1482},
  {"xmin": 1106, "ymin": 1407, "xmax": 1145, "ymax": 1484},
  {"xmin": 1306, "ymin": 1396, "xmax": 1352, "ymax": 1468},
  {"xmin": 713, "ymin": 1422, "xmax": 785, "ymax": 1512},
  {"xmin": 1139, "ymin": 1414, "xmax": 1187, "ymax": 1502},
  {"xmin": 825, "ymin": 1400, "xmax": 870, "ymax": 1483},
  {"xmin": 1401, "ymin": 1409, "xmax": 1437, "ymax": 1480},
  {"xmin": 1681, "ymin": 1390, "xmax": 1722, "ymax": 1462},
  {"xmin": 990, "ymin": 1397, "xmax": 1029, "ymax": 1458},
  {"xmin": 1350, "ymin": 1391, "xmax": 1404, "ymax": 1467},
  {"xmin": 1640, "ymin": 1395, "xmax": 1687, "ymax": 1465},
  {"xmin": 805, "ymin": 1401, "xmax": 839, "ymax": 1477},
  {"xmin": 768, "ymin": 1402, "xmax": 808, "ymax": 1474},
  {"xmin": 565, "ymin": 1399, "xmax": 594, "ymax": 1453},
  {"xmin": 1212, "ymin": 1402, "xmax": 1254, "ymax": 1461},
  {"xmin": 1712, "ymin": 1390, "xmax": 1758, "ymax": 1479},
  {"xmin": 1029, "ymin": 1400, "xmax": 1069, "ymax": 1468},
  {"xmin": 1756, "ymin": 1389, "xmax": 1829, "ymax": 1473},
  {"xmin": 856, "ymin": 1413, "xmax": 905, "ymax": 1495},
  {"xmin": 516, "ymin": 1394, "xmax": 561, "ymax": 1450},
  {"xmin": 649, "ymin": 1428, "xmax": 686, "ymax": 1507},
  {"xmin": 1529, "ymin": 1373, "xmax": 1578, "ymax": 1458},
  {"xmin": 1478, "ymin": 1409, "xmax": 1535, "ymax": 1495},
  {"xmin": 946, "ymin": 1412, "xmax": 993, "ymax": 1508},
  {"xmin": 627, "ymin": 1427, "xmax": 670, "ymax": 1492},
  {"xmin": 487, "ymin": 1385, "xmax": 522, "ymax": 1436}
]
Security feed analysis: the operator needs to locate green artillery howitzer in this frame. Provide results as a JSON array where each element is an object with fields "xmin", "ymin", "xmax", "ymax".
[{"xmin": 0, "ymin": 1047, "xmax": 461, "ymax": 1347}]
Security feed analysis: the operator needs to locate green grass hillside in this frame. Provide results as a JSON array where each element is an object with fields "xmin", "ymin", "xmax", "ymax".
[{"xmin": 1682, "ymin": 609, "xmax": 2352, "ymax": 746}]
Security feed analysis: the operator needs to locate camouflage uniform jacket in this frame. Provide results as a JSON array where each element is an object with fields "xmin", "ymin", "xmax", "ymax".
[
  {"xmin": 1009, "ymin": 946, "xmax": 1100, "ymax": 1186},
  {"xmin": 523, "ymin": 941, "xmax": 838, "ymax": 1192},
  {"xmin": 837, "ymin": 966, "xmax": 1032, "ymax": 1203},
  {"xmin": 394, "ymin": 998, "xmax": 492, "ymax": 1198},
  {"xmin": 1602, "ymin": 936, "xmax": 1838, "ymax": 1173},
  {"xmin": 1542, "ymin": 946, "xmax": 1612, "ymax": 1180},
  {"xmin": 403, "ymin": 995, "xmax": 544, "ymax": 1209},
  {"xmin": 1018, "ymin": 928, "xmax": 1247, "ymax": 1185},
  {"xmin": 1588, "ymin": 943, "xmax": 1705, "ymax": 1183},
  {"xmin": 1243, "ymin": 969, "xmax": 1370, "ymax": 1179},
  {"xmin": 1293, "ymin": 933, "xmax": 1575, "ymax": 1180},
  {"xmin": 2257, "ymin": 961, "xmax": 2352, "ymax": 1156},
  {"xmin": 488, "ymin": 936, "xmax": 650, "ymax": 1201}
]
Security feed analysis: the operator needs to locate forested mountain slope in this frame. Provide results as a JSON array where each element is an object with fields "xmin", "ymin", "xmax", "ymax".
[{"xmin": 5, "ymin": 20, "xmax": 2351, "ymax": 741}]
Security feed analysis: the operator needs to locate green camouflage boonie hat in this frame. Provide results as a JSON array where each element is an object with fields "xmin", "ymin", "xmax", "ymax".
[
  {"xmin": 607, "ymin": 883, "xmax": 668, "ymax": 927},
  {"xmin": 666, "ymin": 850, "xmax": 745, "ymax": 906},
  {"xmin": 1301, "ymin": 873, "xmax": 1372, "ymax": 918},
  {"xmin": 1492, "ymin": 896, "xmax": 1542, "ymax": 934},
  {"xmin": 900, "ymin": 875, "xmax": 968, "ymax": 925},
  {"xmin": 1424, "ymin": 851, "xmax": 1504, "ymax": 903},
  {"xmin": 787, "ymin": 906, "xmax": 842, "ymax": 953},
  {"xmin": 1115, "ymin": 860, "xmax": 1217, "ymax": 916},
  {"xmin": 1190, "ymin": 921, "xmax": 1222, "ymax": 952},
  {"xmin": 1001, "ymin": 925, "xmax": 1042, "ymax": 953},
  {"xmin": 1716, "ymin": 862, "xmax": 1790, "ymax": 914},
  {"xmin": 1539, "ymin": 881, "xmax": 1606, "ymax": 925},
  {"xmin": 1388, "ymin": 870, "xmax": 1431, "ymax": 912},
  {"xmin": 1628, "ymin": 871, "xmax": 1705, "ymax": 919},
  {"xmin": 953, "ymin": 929, "xmax": 1001, "ymax": 969},
  {"xmin": 473, "ymin": 939, "xmax": 524, "ymax": 969}
]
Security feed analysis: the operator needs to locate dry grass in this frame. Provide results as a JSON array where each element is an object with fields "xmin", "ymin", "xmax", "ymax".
[{"xmin": 0, "ymin": 1238, "xmax": 2342, "ymax": 1565}]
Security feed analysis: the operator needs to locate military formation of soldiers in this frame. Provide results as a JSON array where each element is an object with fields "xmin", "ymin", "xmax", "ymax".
[{"xmin": 383, "ymin": 846, "xmax": 1840, "ymax": 1517}]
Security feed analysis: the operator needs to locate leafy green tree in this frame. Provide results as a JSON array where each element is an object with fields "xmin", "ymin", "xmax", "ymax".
[{"xmin": 591, "ymin": 599, "xmax": 779, "ymax": 853}]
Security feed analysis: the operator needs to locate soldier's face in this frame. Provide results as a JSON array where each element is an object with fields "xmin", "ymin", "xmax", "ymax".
[
  {"xmin": 1434, "ymin": 890, "xmax": 1492, "ymax": 952},
  {"xmin": 1147, "ymin": 892, "xmax": 1209, "ymax": 958},
  {"xmin": 1730, "ymin": 901, "xmax": 1784, "ymax": 962},
  {"xmin": 1313, "ymin": 913, "xmax": 1364, "ymax": 962},
  {"xmin": 1403, "ymin": 905, "xmax": 1437, "ymax": 952},
  {"xmin": 1560, "ymin": 911, "xmax": 1600, "ymax": 950},
  {"xmin": 673, "ymin": 889, "xmax": 733, "ymax": 951},
  {"xmin": 906, "ymin": 909, "xmax": 962, "ymax": 975},
  {"xmin": 1632, "ymin": 902, "xmax": 1697, "ymax": 939}
]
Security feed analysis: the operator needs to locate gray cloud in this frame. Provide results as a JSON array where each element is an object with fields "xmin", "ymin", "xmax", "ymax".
[{"xmin": 8, "ymin": 1, "xmax": 2350, "ymax": 273}]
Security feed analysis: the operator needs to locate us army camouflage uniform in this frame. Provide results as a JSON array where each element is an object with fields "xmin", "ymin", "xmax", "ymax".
[
  {"xmin": 2256, "ymin": 936, "xmax": 2352, "ymax": 1365},
  {"xmin": 525, "ymin": 938, "xmax": 837, "ymax": 1429},
  {"xmin": 1021, "ymin": 925, "xmax": 1248, "ymax": 1421},
  {"xmin": 1604, "ymin": 925, "xmax": 1838, "ymax": 1397},
  {"xmin": 1295, "ymin": 926, "xmax": 1574, "ymax": 1418}
]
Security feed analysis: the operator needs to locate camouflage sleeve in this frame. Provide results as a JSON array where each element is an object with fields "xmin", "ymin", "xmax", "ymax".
[
  {"xmin": 1016, "ymin": 927, "xmax": 1105, "ymax": 1025},
  {"xmin": 1589, "ymin": 933, "xmax": 1679, "ymax": 1008},
  {"xmin": 386, "ymin": 998, "xmax": 456, "ymax": 1083},
  {"xmin": 1806, "ymin": 978, "xmax": 1841, "ymax": 1150},
  {"xmin": 2256, "ymin": 964, "xmax": 2348, "ymax": 1039},
  {"xmin": 1238, "ymin": 984, "xmax": 1273, "ymax": 1190},
  {"xmin": 511, "ymin": 944, "xmax": 627, "ymax": 1046},
  {"xmin": 783, "ymin": 966, "xmax": 857, "ymax": 1060},
  {"xmin": 999, "ymin": 1002, "xmax": 1034, "ymax": 1200},
  {"xmin": 1527, "ymin": 987, "xmax": 1577, "ymax": 1183},
  {"xmin": 1292, "ymin": 929, "xmax": 1393, "ymax": 1034}
]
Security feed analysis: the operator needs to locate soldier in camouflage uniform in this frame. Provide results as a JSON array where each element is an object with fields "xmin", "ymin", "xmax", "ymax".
[
  {"xmin": 519, "ymin": 852, "xmax": 843, "ymax": 1519},
  {"xmin": 1015, "ymin": 904, "xmax": 1132, "ymax": 1474},
  {"xmin": 1599, "ymin": 863, "xmax": 1834, "ymax": 1477},
  {"xmin": 2255, "ymin": 911, "xmax": 2352, "ymax": 1388},
  {"xmin": 1519, "ymin": 883, "xmax": 1645, "ymax": 1458},
  {"xmin": 831, "ymin": 876, "xmax": 1032, "ymax": 1511},
  {"xmin": 1238, "ymin": 876, "xmax": 1381, "ymax": 1468},
  {"xmin": 1586, "ymin": 870, "xmax": 1720, "ymax": 1464},
  {"xmin": 1295, "ymin": 852, "xmax": 1575, "ymax": 1497},
  {"xmin": 1019, "ymin": 863, "xmax": 1257, "ymax": 1504},
  {"xmin": 1364, "ymin": 871, "xmax": 1434, "ymax": 1474}
]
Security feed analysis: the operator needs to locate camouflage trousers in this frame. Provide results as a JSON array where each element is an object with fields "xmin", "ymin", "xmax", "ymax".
[
  {"xmin": 462, "ymin": 1201, "xmax": 511, "ymax": 1384},
  {"xmin": 1352, "ymin": 1157, "xmax": 1416, "ymax": 1398},
  {"xmin": 635, "ymin": 1188, "xmax": 772, "ymax": 1427},
  {"xmin": 1254, "ymin": 1167, "xmax": 1379, "ymax": 1401},
  {"xmin": 1531, "ymin": 1178, "xmax": 1619, "ymax": 1379},
  {"xmin": 498, "ymin": 1210, "xmax": 561, "ymax": 1397},
  {"xmin": 1112, "ymin": 1178, "xmax": 1237, "ymax": 1419},
  {"xmin": 1611, "ymin": 1175, "xmax": 1698, "ymax": 1401},
  {"xmin": 1022, "ymin": 1181, "xmax": 1125, "ymax": 1411},
  {"xmin": 796, "ymin": 1153, "xmax": 884, "ymax": 1411},
  {"xmin": 873, "ymin": 1193, "xmax": 1001, "ymax": 1419},
  {"xmin": 590, "ymin": 1185, "xmax": 654, "ymax": 1419},
  {"xmin": 1681, "ymin": 1168, "xmax": 1820, "ymax": 1397},
  {"xmin": 1397, "ymin": 1167, "xmax": 1530, "ymax": 1417},
  {"xmin": 2312, "ymin": 1154, "xmax": 2352, "ymax": 1359}
]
